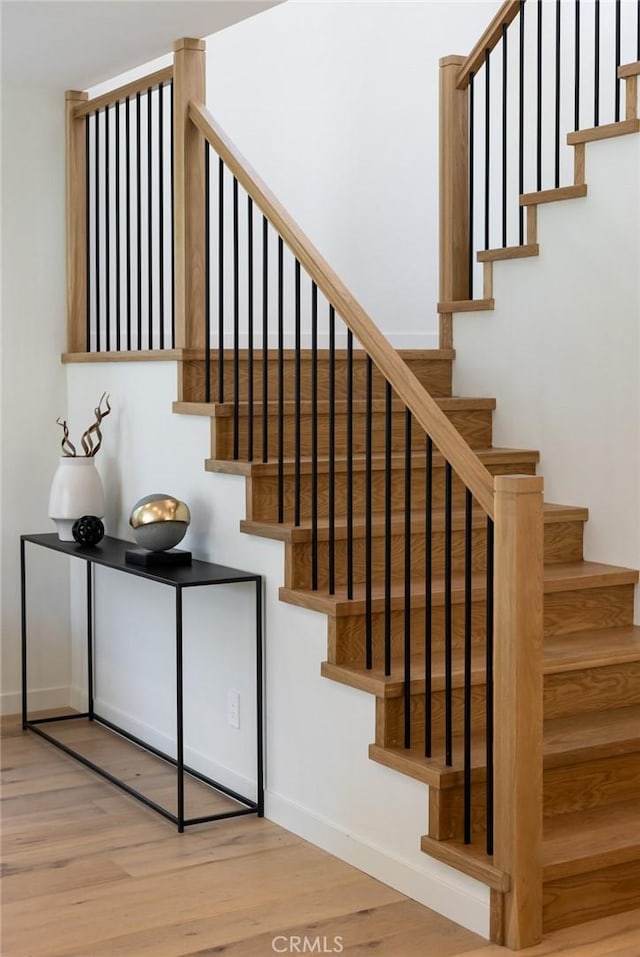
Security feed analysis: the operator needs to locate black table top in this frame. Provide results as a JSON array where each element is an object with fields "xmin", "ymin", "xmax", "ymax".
[{"xmin": 22, "ymin": 534, "xmax": 260, "ymax": 588}]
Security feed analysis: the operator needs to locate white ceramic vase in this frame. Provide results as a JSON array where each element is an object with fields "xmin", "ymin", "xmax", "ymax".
[{"xmin": 48, "ymin": 456, "xmax": 105, "ymax": 541}]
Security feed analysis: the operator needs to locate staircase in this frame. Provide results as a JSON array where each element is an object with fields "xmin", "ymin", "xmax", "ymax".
[
  {"xmin": 174, "ymin": 338, "xmax": 640, "ymax": 943},
  {"xmin": 62, "ymin": 1, "xmax": 640, "ymax": 949}
]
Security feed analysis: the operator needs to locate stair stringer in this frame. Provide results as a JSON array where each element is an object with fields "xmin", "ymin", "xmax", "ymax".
[
  {"xmin": 453, "ymin": 133, "xmax": 640, "ymax": 623},
  {"xmin": 64, "ymin": 357, "xmax": 492, "ymax": 940}
]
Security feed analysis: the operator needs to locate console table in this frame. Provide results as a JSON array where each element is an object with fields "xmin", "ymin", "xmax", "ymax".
[{"xmin": 20, "ymin": 533, "xmax": 264, "ymax": 832}]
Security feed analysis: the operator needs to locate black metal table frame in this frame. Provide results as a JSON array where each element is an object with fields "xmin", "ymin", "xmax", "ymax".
[{"xmin": 20, "ymin": 534, "xmax": 264, "ymax": 832}]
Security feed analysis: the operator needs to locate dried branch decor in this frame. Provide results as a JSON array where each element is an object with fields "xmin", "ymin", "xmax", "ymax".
[{"xmin": 56, "ymin": 394, "xmax": 111, "ymax": 457}]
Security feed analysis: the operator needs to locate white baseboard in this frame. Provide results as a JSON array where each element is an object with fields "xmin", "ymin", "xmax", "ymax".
[
  {"xmin": 2, "ymin": 685, "xmax": 70, "ymax": 716},
  {"xmin": 69, "ymin": 690, "xmax": 257, "ymax": 800},
  {"xmin": 265, "ymin": 790, "xmax": 490, "ymax": 939}
]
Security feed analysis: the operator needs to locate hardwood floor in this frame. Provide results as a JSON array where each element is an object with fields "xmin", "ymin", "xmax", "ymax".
[{"xmin": 2, "ymin": 716, "xmax": 639, "ymax": 957}]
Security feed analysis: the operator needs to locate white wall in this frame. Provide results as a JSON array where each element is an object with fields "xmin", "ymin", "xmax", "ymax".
[
  {"xmin": 203, "ymin": 0, "xmax": 496, "ymax": 346},
  {"xmin": 454, "ymin": 134, "xmax": 640, "ymax": 621},
  {"xmin": 0, "ymin": 86, "xmax": 71, "ymax": 714}
]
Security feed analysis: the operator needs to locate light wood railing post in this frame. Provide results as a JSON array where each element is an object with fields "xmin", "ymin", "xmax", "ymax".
[
  {"xmin": 493, "ymin": 474, "xmax": 544, "ymax": 950},
  {"xmin": 173, "ymin": 37, "xmax": 206, "ymax": 351},
  {"xmin": 66, "ymin": 90, "xmax": 89, "ymax": 353},
  {"xmin": 439, "ymin": 55, "xmax": 469, "ymax": 349}
]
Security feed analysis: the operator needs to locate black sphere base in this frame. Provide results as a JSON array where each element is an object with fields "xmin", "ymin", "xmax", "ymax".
[{"xmin": 125, "ymin": 547, "xmax": 192, "ymax": 567}]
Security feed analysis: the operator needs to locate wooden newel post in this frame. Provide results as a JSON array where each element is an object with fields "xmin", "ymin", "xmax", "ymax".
[
  {"xmin": 66, "ymin": 90, "xmax": 89, "ymax": 353},
  {"xmin": 439, "ymin": 55, "xmax": 469, "ymax": 349},
  {"xmin": 493, "ymin": 474, "xmax": 544, "ymax": 950},
  {"xmin": 173, "ymin": 38, "xmax": 206, "ymax": 352}
]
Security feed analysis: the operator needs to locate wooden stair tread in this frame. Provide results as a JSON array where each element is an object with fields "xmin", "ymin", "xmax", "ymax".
[
  {"xmin": 437, "ymin": 299, "xmax": 495, "ymax": 313},
  {"xmin": 567, "ymin": 119, "xmax": 640, "ymax": 145},
  {"xmin": 520, "ymin": 184, "xmax": 588, "ymax": 206},
  {"xmin": 420, "ymin": 799, "xmax": 640, "ymax": 891},
  {"xmin": 322, "ymin": 626, "xmax": 640, "ymax": 699},
  {"xmin": 543, "ymin": 799, "xmax": 640, "ymax": 880},
  {"xmin": 477, "ymin": 243, "xmax": 539, "ymax": 262},
  {"xmin": 175, "ymin": 396, "xmax": 497, "ymax": 418},
  {"xmin": 369, "ymin": 704, "xmax": 640, "ymax": 788},
  {"xmin": 206, "ymin": 445, "xmax": 540, "ymax": 477},
  {"xmin": 241, "ymin": 501, "xmax": 588, "ymax": 543},
  {"xmin": 280, "ymin": 561, "xmax": 638, "ymax": 617}
]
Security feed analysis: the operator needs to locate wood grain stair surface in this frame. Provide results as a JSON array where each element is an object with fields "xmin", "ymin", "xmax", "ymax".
[
  {"xmin": 279, "ymin": 562, "xmax": 638, "ymax": 617},
  {"xmin": 420, "ymin": 797, "xmax": 640, "ymax": 891},
  {"xmin": 368, "ymin": 704, "xmax": 640, "ymax": 789},
  {"xmin": 241, "ymin": 502, "xmax": 588, "ymax": 544},
  {"xmin": 175, "ymin": 396, "xmax": 497, "ymax": 417},
  {"xmin": 520, "ymin": 184, "xmax": 588, "ymax": 206},
  {"xmin": 321, "ymin": 625, "xmax": 640, "ymax": 699},
  {"xmin": 437, "ymin": 298, "xmax": 495, "ymax": 313},
  {"xmin": 567, "ymin": 119, "xmax": 640, "ymax": 145},
  {"xmin": 477, "ymin": 243, "xmax": 539, "ymax": 262},
  {"xmin": 206, "ymin": 446, "xmax": 540, "ymax": 478}
]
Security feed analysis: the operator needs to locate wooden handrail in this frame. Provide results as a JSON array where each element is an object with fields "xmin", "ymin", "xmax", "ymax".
[
  {"xmin": 73, "ymin": 65, "xmax": 173, "ymax": 118},
  {"xmin": 456, "ymin": 0, "xmax": 521, "ymax": 89},
  {"xmin": 189, "ymin": 100, "xmax": 495, "ymax": 517}
]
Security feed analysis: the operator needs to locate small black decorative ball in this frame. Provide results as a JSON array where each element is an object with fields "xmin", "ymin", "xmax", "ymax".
[{"xmin": 72, "ymin": 515, "xmax": 105, "ymax": 546}]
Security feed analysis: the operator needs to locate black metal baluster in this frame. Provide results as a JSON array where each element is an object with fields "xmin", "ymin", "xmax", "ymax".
[
  {"xmin": 105, "ymin": 103, "xmax": 111, "ymax": 351},
  {"xmin": 277, "ymin": 237, "xmax": 284, "ymax": 523},
  {"xmin": 365, "ymin": 356, "xmax": 373, "ymax": 669},
  {"xmin": 486, "ymin": 516, "xmax": 495, "ymax": 857},
  {"xmin": 262, "ymin": 216, "xmax": 269, "ymax": 463},
  {"xmin": 615, "ymin": 0, "xmax": 622, "ymax": 122},
  {"xmin": 519, "ymin": 1, "xmax": 525, "ymax": 243},
  {"xmin": 311, "ymin": 282, "xmax": 319, "ymax": 589},
  {"xmin": 136, "ymin": 91, "xmax": 142, "ymax": 350},
  {"xmin": 328, "ymin": 305, "xmax": 336, "ymax": 595},
  {"xmin": 469, "ymin": 72, "xmax": 475, "ymax": 296},
  {"xmin": 158, "ymin": 83, "xmax": 165, "ymax": 349},
  {"xmin": 170, "ymin": 81, "xmax": 175, "ymax": 348},
  {"xmin": 384, "ymin": 381, "xmax": 392, "ymax": 677},
  {"xmin": 536, "ymin": 0, "xmax": 543, "ymax": 192},
  {"xmin": 85, "ymin": 115, "xmax": 91, "ymax": 350},
  {"xmin": 218, "ymin": 158, "xmax": 224, "ymax": 404},
  {"xmin": 346, "ymin": 329, "xmax": 354, "ymax": 600},
  {"xmin": 555, "ymin": 0, "xmax": 562, "ymax": 187},
  {"xmin": 147, "ymin": 87, "xmax": 153, "ymax": 349},
  {"xmin": 125, "ymin": 98, "xmax": 131, "ymax": 351},
  {"xmin": 233, "ymin": 177, "xmax": 239, "ymax": 460},
  {"xmin": 575, "ymin": 0, "xmax": 581, "ymax": 131},
  {"xmin": 502, "ymin": 25, "xmax": 508, "ymax": 248},
  {"xmin": 403, "ymin": 410, "xmax": 412, "ymax": 749},
  {"xmin": 294, "ymin": 259, "xmax": 301, "ymax": 525},
  {"xmin": 444, "ymin": 462, "xmax": 453, "ymax": 766},
  {"xmin": 204, "ymin": 144, "xmax": 211, "ymax": 404},
  {"xmin": 95, "ymin": 108, "xmax": 101, "ymax": 352},
  {"xmin": 248, "ymin": 197, "xmax": 254, "ymax": 463},
  {"xmin": 594, "ymin": 0, "xmax": 601, "ymax": 128},
  {"xmin": 484, "ymin": 49, "xmax": 491, "ymax": 251},
  {"xmin": 424, "ymin": 436, "xmax": 433, "ymax": 757},
  {"xmin": 463, "ymin": 489, "xmax": 473, "ymax": 844},
  {"xmin": 115, "ymin": 100, "xmax": 121, "ymax": 351}
]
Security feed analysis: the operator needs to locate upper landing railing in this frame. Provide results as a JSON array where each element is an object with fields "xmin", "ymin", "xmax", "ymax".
[{"xmin": 439, "ymin": 0, "xmax": 640, "ymax": 320}]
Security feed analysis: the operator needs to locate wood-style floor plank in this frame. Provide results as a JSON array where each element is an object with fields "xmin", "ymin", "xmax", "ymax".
[{"xmin": 2, "ymin": 717, "xmax": 639, "ymax": 956}]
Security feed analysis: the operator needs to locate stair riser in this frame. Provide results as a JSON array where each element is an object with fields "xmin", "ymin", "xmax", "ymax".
[
  {"xmin": 429, "ymin": 753, "xmax": 640, "ymax": 842},
  {"xmin": 181, "ymin": 355, "xmax": 453, "ymax": 404},
  {"xmin": 247, "ymin": 461, "xmax": 537, "ymax": 523},
  {"xmin": 328, "ymin": 585, "xmax": 635, "ymax": 667},
  {"xmin": 286, "ymin": 520, "xmax": 584, "ymax": 589},
  {"xmin": 543, "ymin": 859, "xmax": 640, "ymax": 932},
  {"xmin": 380, "ymin": 661, "xmax": 640, "ymax": 748},
  {"xmin": 212, "ymin": 408, "xmax": 493, "ymax": 460}
]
